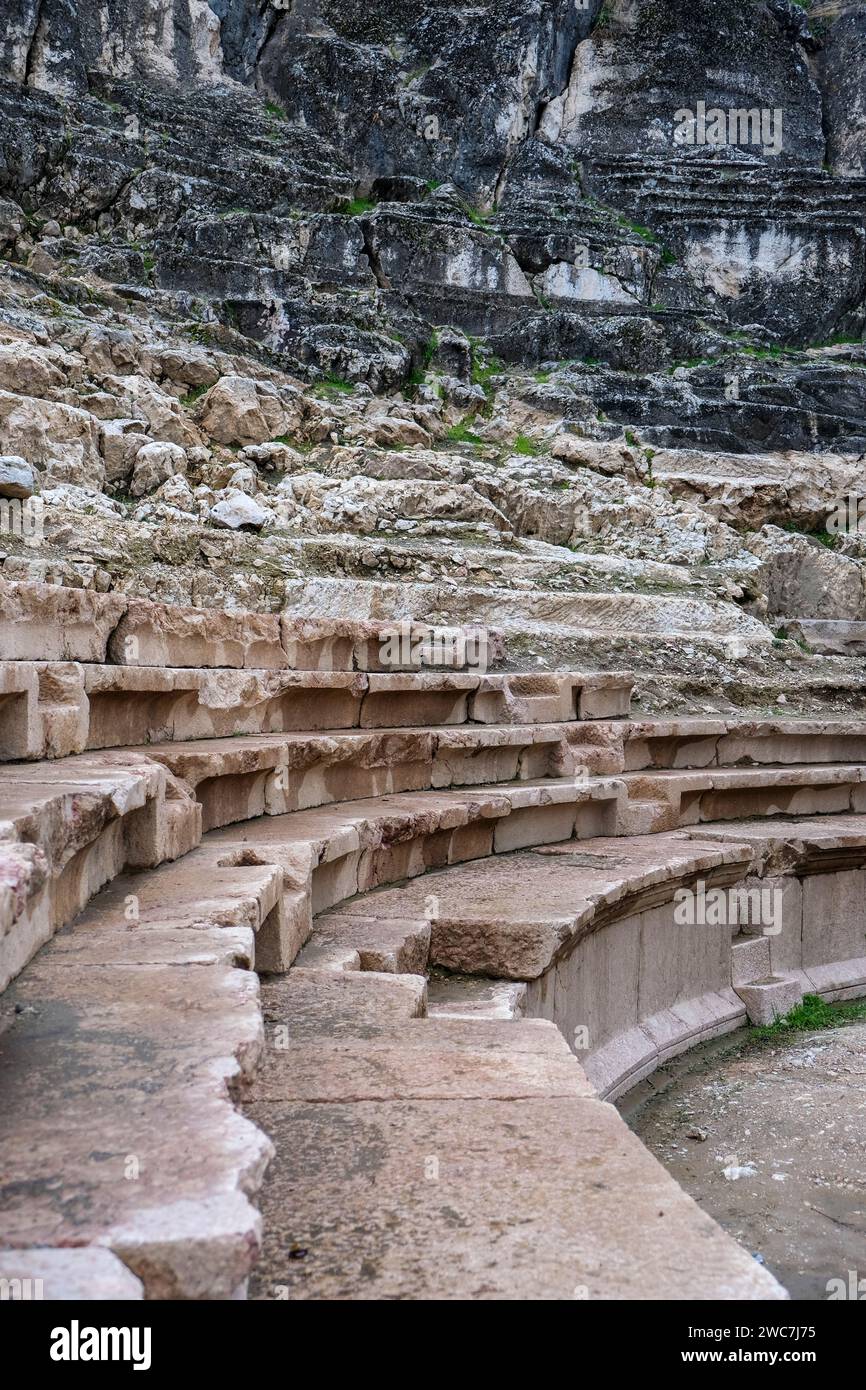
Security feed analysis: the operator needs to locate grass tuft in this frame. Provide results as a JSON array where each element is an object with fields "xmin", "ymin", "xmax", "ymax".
[{"xmin": 752, "ymin": 993, "xmax": 866, "ymax": 1041}]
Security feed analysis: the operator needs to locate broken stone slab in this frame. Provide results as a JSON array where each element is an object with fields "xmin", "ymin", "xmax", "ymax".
[
  {"xmin": 780, "ymin": 618, "xmax": 866, "ymax": 656},
  {"xmin": 297, "ymin": 914, "xmax": 431, "ymax": 975},
  {"xmin": 0, "ymin": 1248, "xmax": 144, "ymax": 1300},
  {"xmin": 78, "ymin": 846, "xmax": 288, "ymax": 971}
]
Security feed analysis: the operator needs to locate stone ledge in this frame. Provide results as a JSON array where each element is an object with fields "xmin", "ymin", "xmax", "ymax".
[
  {"xmin": 618, "ymin": 763, "xmax": 866, "ymax": 833},
  {"xmin": 568, "ymin": 716, "xmax": 866, "ymax": 776},
  {"xmin": 0, "ymin": 579, "xmax": 507, "ymax": 674},
  {"xmin": 0, "ymin": 661, "xmax": 634, "ymax": 760}
]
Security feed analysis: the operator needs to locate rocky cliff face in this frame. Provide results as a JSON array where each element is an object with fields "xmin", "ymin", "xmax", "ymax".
[
  {"xmin": 0, "ymin": 0, "xmax": 864, "ymax": 711},
  {"xmin": 3, "ymin": 0, "xmax": 866, "ymax": 355}
]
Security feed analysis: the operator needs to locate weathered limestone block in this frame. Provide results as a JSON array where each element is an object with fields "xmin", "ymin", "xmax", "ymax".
[
  {"xmin": 108, "ymin": 598, "xmax": 287, "ymax": 669},
  {"xmin": 730, "ymin": 933, "xmax": 771, "ymax": 987},
  {"xmin": 0, "ymin": 751, "xmax": 201, "ymax": 989},
  {"xmin": 103, "ymin": 375, "xmax": 202, "ymax": 448},
  {"xmin": 0, "ymin": 839, "xmax": 50, "ymax": 995},
  {"xmin": 360, "ymin": 672, "xmax": 479, "ymax": 728},
  {"xmin": 0, "ymin": 581, "xmax": 127, "ymax": 661},
  {"xmin": 735, "ymin": 975, "xmax": 803, "ymax": 1026},
  {"xmin": 619, "ymin": 764, "xmax": 866, "ymax": 834},
  {"xmin": 130, "ymin": 440, "xmax": 188, "ymax": 496},
  {"xmin": 298, "ymin": 913, "xmax": 430, "ymax": 975},
  {"xmin": 199, "ymin": 375, "xmax": 303, "ymax": 446},
  {"xmin": 0, "ymin": 391, "xmax": 104, "ymax": 484}
]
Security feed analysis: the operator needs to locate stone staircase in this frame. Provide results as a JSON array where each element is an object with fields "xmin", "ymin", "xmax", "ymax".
[{"xmin": 3, "ymin": 584, "xmax": 866, "ymax": 1300}]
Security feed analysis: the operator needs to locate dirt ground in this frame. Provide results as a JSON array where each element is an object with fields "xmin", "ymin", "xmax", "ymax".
[{"xmin": 619, "ymin": 1018, "xmax": 866, "ymax": 1300}]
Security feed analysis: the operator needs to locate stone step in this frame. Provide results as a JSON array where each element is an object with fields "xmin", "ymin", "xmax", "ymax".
[
  {"xmin": 243, "ymin": 970, "xmax": 784, "ymax": 1299},
  {"xmin": 154, "ymin": 719, "xmax": 635, "ymax": 827},
  {"xmin": 0, "ymin": 662, "xmax": 632, "ymax": 760},
  {"xmin": 0, "ymin": 1249, "xmax": 144, "ymax": 1301},
  {"xmin": 730, "ymin": 936, "xmax": 804, "ymax": 1023},
  {"xmin": 617, "ymin": 764, "xmax": 866, "ymax": 832},
  {"xmin": 0, "ymin": 906, "xmax": 269, "ymax": 1298},
  {"xmin": 281, "ymin": 576, "xmax": 770, "ymax": 643},
  {"xmin": 568, "ymin": 716, "xmax": 866, "ymax": 775},
  {"xmin": 251, "ymin": 1010, "xmax": 590, "ymax": 1104},
  {"xmin": 0, "ymin": 579, "xmax": 503, "ymax": 673},
  {"xmin": 426, "ymin": 972, "xmax": 528, "ymax": 1020},
  {"xmin": 319, "ymin": 813, "xmax": 866, "ymax": 1097},
  {"xmin": 730, "ymin": 934, "xmax": 772, "ymax": 987},
  {"xmin": 324, "ymin": 832, "xmax": 754, "ymax": 984},
  {"xmin": 145, "ymin": 726, "xmax": 577, "ymax": 831},
  {"xmin": 296, "ymin": 913, "xmax": 431, "ymax": 975},
  {"xmin": 734, "ymin": 975, "xmax": 804, "ymax": 1026},
  {"xmin": 207, "ymin": 778, "xmax": 624, "ymax": 930},
  {"xmin": 261, "ymin": 968, "xmax": 428, "ymax": 1033},
  {"xmin": 680, "ymin": 814, "xmax": 866, "ymax": 1000},
  {"xmin": 0, "ymin": 750, "xmax": 623, "ymax": 988},
  {"xmin": 247, "ymin": 1094, "xmax": 786, "ymax": 1299},
  {"xmin": 0, "ymin": 752, "xmax": 200, "ymax": 991},
  {"xmin": 73, "ymin": 850, "xmax": 288, "ymax": 970},
  {"xmin": 9, "ymin": 762, "xmax": 863, "ymax": 1297}
]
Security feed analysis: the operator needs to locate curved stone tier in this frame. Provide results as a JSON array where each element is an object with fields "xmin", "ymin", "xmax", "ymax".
[{"xmin": 3, "ymin": 612, "xmax": 866, "ymax": 1301}]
